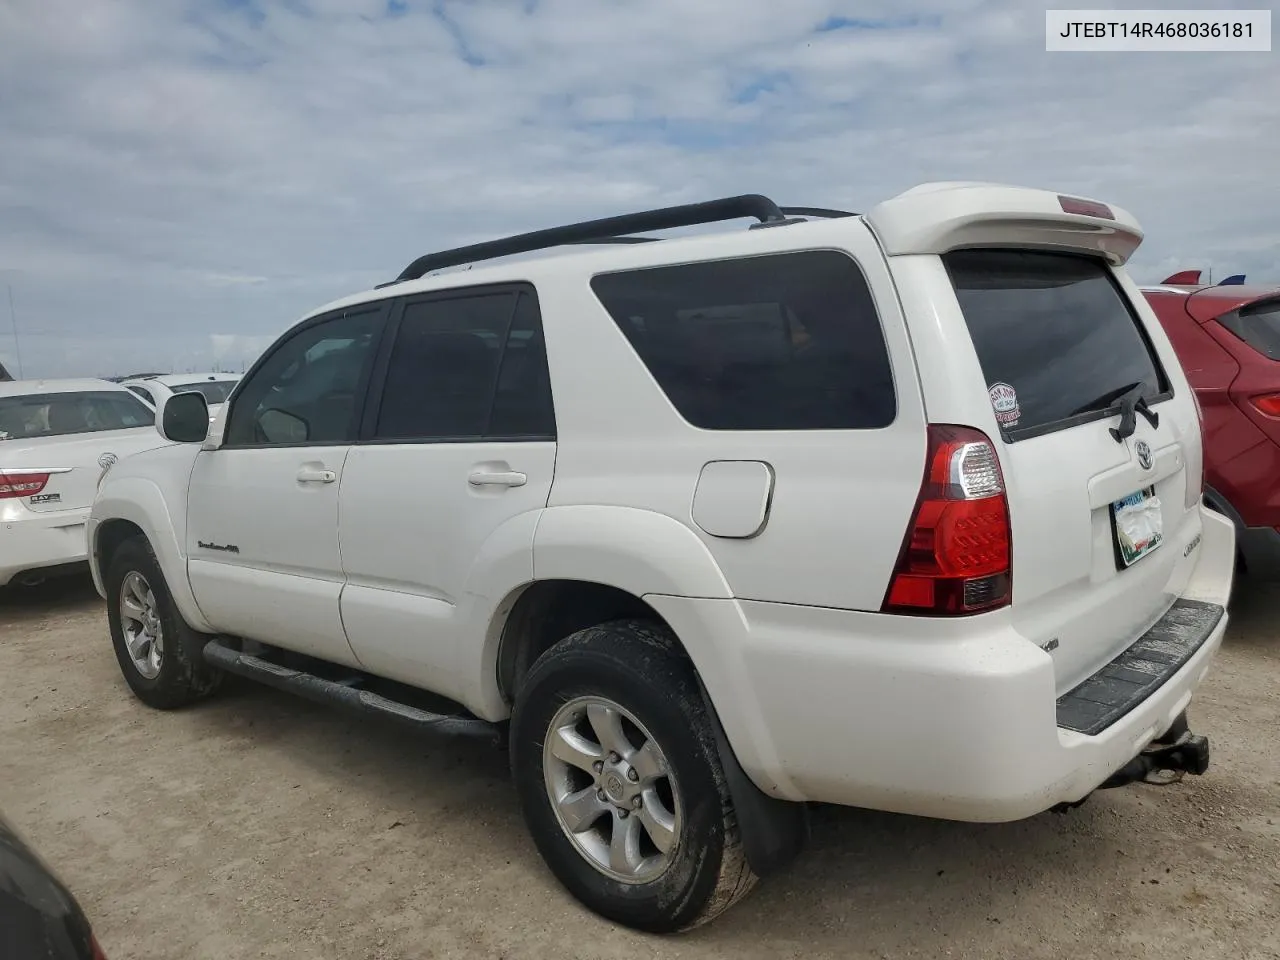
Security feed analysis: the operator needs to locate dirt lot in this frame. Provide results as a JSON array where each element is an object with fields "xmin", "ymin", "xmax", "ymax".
[{"xmin": 1, "ymin": 578, "xmax": 1278, "ymax": 960}]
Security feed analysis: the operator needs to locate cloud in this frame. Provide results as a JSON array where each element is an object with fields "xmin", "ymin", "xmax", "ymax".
[{"xmin": 0, "ymin": 0, "xmax": 1277, "ymax": 376}]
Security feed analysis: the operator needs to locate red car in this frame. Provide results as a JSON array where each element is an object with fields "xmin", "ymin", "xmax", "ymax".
[{"xmin": 1142, "ymin": 271, "xmax": 1280, "ymax": 579}]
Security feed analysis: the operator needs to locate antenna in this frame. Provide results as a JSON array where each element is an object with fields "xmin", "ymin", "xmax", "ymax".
[{"xmin": 7, "ymin": 283, "xmax": 23, "ymax": 379}]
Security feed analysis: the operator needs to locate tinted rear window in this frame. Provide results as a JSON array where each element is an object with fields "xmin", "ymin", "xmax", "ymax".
[
  {"xmin": 0, "ymin": 391, "xmax": 155, "ymax": 441},
  {"xmin": 944, "ymin": 250, "xmax": 1168, "ymax": 439},
  {"xmin": 590, "ymin": 251, "xmax": 896, "ymax": 431},
  {"xmin": 1219, "ymin": 300, "xmax": 1280, "ymax": 361}
]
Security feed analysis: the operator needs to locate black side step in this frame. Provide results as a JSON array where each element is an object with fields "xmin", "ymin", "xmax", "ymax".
[{"xmin": 202, "ymin": 640, "xmax": 501, "ymax": 745}]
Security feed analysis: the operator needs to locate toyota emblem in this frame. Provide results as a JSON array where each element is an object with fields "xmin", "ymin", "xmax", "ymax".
[
  {"xmin": 1135, "ymin": 440, "xmax": 1152, "ymax": 471},
  {"xmin": 98, "ymin": 452, "xmax": 118, "ymax": 470}
]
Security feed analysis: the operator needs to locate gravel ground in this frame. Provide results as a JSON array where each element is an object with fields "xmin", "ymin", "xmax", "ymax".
[{"xmin": 1, "ymin": 576, "xmax": 1278, "ymax": 960}]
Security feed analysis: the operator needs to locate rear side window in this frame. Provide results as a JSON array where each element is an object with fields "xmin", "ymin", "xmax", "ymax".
[
  {"xmin": 1218, "ymin": 300, "xmax": 1280, "ymax": 361},
  {"xmin": 944, "ymin": 250, "xmax": 1169, "ymax": 440},
  {"xmin": 590, "ymin": 251, "xmax": 896, "ymax": 431},
  {"xmin": 0, "ymin": 391, "xmax": 154, "ymax": 441}
]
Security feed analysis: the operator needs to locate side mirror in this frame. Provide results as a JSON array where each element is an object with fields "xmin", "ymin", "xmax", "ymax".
[
  {"xmin": 158, "ymin": 392, "xmax": 210, "ymax": 443},
  {"xmin": 257, "ymin": 408, "xmax": 309, "ymax": 444}
]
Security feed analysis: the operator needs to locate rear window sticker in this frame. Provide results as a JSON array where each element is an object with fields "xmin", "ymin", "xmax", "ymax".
[{"xmin": 989, "ymin": 381, "xmax": 1021, "ymax": 427}]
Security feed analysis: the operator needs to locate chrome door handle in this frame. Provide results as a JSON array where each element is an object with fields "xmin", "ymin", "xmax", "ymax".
[
  {"xmin": 468, "ymin": 470, "xmax": 527, "ymax": 488},
  {"xmin": 296, "ymin": 467, "xmax": 337, "ymax": 484}
]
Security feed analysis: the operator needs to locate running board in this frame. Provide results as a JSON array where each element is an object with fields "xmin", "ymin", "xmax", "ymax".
[{"xmin": 202, "ymin": 640, "xmax": 501, "ymax": 745}]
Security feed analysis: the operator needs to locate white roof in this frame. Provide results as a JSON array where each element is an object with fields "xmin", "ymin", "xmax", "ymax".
[
  {"xmin": 0, "ymin": 377, "xmax": 132, "ymax": 398},
  {"xmin": 123, "ymin": 373, "xmax": 240, "ymax": 386},
  {"xmin": 298, "ymin": 180, "xmax": 1146, "ymax": 325}
]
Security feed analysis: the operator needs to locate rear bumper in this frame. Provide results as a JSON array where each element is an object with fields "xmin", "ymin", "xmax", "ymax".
[
  {"xmin": 648, "ymin": 506, "xmax": 1236, "ymax": 822},
  {"xmin": 0, "ymin": 509, "xmax": 92, "ymax": 587}
]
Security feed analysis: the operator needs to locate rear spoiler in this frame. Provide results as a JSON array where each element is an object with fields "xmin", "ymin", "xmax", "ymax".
[
  {"xmin": 0, "ymin": 360, "xmax": 11, "ymax": 382},
  {"xmin": 865, "ymin": 181, "xmax": 1144, "ymax": 265}
]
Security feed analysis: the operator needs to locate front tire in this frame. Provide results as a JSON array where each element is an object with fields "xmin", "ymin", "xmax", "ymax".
[
  {"xmin": 510, "ymin": 619, "xmax": 757, "ymax": 932},
  {"xmin": 105, "ymin": 536, "xmax": 223, "ymax": 709}
]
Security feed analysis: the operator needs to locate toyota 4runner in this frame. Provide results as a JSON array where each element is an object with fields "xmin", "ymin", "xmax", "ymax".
[{"xmin": 88, "ymin": 182, "xmax": 1235, "ymax": 932}]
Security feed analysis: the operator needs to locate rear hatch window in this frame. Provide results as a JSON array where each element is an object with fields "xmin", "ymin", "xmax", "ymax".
[
  {"xmin": 943, "ymin": 250, "xmax": 1170, "ymax": 441},
  {"xmin": 0, "ymin": 390, "xmax": 154, "ymax": 441},
  {"xmin": 1218, "ymin": 299, "xmax": 1280, "ymax": 360}
]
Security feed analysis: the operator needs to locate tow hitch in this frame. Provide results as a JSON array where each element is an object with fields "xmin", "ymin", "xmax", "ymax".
[{"xmin": 1054, "ymin": 714, "xmax": 1209, "ymax": 812}]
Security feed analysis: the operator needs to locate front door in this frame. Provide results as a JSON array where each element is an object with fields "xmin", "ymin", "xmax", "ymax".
[
  {"xmin": 186, "ymin": 304, "xmax": 387, "ymax": 666},
  {"xmin": 338, "ymin": 287, "xmax": 556, "ymax": 703}
]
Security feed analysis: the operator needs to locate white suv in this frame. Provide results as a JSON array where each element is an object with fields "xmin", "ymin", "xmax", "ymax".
[{"xmin": 88, "ymin": 183, "xmax": 1235, "ymax": 932}]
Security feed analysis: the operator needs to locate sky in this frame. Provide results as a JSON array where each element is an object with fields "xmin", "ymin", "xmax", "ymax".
[{"xmin": 1, "ymin": 0, "xmax": 1277, "ymax": 378}]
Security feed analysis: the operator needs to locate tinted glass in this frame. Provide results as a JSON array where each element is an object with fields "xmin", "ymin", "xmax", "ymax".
[
  {"xmin": 127, "ymin": 385, "xmax": 155, "ymax": 405},
  {"xmin": 376, "ymin": 291, "xmax": 547, "ymax": 440},
  {"xmin": 171, "ymin": 380, "xmax": 238, "ymax": 404},
  {"xmin": 1219, "ymin": 300, "xmax": 1280, "ymax": 361},
  {"xmin": 489, "ymin": 293, "xmax": 556, "ymax": 438},
  {"xmin": 590, "ymin": 251, "xmax": 896, "ymax": 431},
  {"xmin": 944, "ymin": 250, "xmax": 1168, "ymax": 437},
  {"xmin": 0, "ymin": 391, "xmax": 154, "ymax": 440},
  {"xmin": 226, "ymin": 311, "xmax": 380, "ymax": 446}
]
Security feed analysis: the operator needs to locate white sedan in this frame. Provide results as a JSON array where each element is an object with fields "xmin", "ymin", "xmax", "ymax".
[
  {"xmin": 1, "ymin": 379, "xmax": 171, "ymax": 588},
  {"xmin": 121, "ymin": 373, "xmax": 240, "ymax": 422}
]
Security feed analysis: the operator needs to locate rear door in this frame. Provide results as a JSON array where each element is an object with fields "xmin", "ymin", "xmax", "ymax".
[
  {"xmin": 942, "ymin": 249, "xmax": 1203, "ymax": 694},
  {"xmin": 338, "ymin": 286, "xmax": 556, "ymax": 704}
]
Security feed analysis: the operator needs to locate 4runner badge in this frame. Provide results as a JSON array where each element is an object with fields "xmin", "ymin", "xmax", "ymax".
[{"xmin": 1135, "ymin": 440, "xmax": 1153, "ymax": 471}]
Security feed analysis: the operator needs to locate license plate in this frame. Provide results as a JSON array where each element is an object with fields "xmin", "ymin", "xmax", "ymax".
[{"xmin": 1111, "ymin": 485, "xmax": 1164, "ymax": 568}]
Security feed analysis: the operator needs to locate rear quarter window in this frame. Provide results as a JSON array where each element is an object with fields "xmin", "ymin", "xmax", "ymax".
[
  {"xmin": 1218, "ymin": 299, "xmax": 1280, "ymax": 361},
  {"xmin": 590, "ymin": 250, "xmax": 896, "ymax": 431},
  {"xmin": 944, "ymin": 249, "xmax": 1170, "ymax": 441}
]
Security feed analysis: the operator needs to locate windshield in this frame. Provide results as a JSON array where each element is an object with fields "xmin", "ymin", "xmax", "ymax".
[
  {"xmin": 0, "ymin": 391, "xmax": 155, "ymax": 441},
  {"xmin": 171, "ymin": 380, "xmax": 238, "ymax": 404},
  {"xmin": 1219, "ymin": 300, "xmax": 1280, "ymax": 361},
  {"xmin": 944, "ymin": 249, "xmax": 1169, "ymax": 439}
]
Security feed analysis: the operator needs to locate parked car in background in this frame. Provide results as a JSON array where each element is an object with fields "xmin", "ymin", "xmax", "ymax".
[
  {"xmin": 1, "ymin": 379, "xmax": 169, "ymax": 588},
  {"xmin": 90, "ymin": 184, "xmax": 1233, "ymax": 932},
  {"xmin": 1142, "ymin": 273, "xmax": 1280, "ymax": 579},
  {"xmin": 1, "ymin": 808, "xmax": 108, "ymax": 959},
  {"xmin": 121, "ymin": 373, "xmax": 240, "ymax": 423}
]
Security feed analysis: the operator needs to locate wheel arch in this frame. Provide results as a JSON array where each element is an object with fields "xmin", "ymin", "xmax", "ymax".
[{"xmin": 92, "ymin": 478, "xmax": 214, "ymax": 634}]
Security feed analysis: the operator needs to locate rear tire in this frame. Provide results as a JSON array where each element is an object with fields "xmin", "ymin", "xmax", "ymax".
[
  {"xmin": 510, "ymin": 619, "xmax": 757, "ymax": 932},
  {"xmin": 105, "ymin": 536, "xmax": 223, "ymax": 709}
]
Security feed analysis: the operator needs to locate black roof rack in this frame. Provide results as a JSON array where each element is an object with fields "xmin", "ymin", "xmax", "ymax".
[
  {"xmin": 778, "ymin": 206, "xmax": 856, "ymax": 219},
  {"xmin": 382, "ymin": 195, "xmax": 858, "ymax": 287}
]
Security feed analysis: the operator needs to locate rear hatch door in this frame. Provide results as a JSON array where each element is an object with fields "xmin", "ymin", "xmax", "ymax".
[{"xmin": 945, "ymin": 249, "xmax": 1204, "ymax": 694}]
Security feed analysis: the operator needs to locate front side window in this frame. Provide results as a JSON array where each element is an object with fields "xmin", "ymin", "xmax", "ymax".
[
  {"xmin": 225, "ymin": 311, "xmax": 381, "ymax": 446},
  {"xmin": 0, "ymin": 391, "xmax": 154, "ymax": 441},
  {"xmin": 590, "ymin": 251, "xmax": 896, "ymax": 431},
  {"xmin": 373, "ymin": 289, "xmax": 555, "ymax": 441},
  {"xmin": 127, "ymin": 385, "xmax": 155, "ymax": 405}
]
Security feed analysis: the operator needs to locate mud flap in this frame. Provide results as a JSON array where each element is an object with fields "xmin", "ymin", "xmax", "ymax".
[{"xmin": 695, "ymin": 678, "xmax": 809, "ymax": 877}]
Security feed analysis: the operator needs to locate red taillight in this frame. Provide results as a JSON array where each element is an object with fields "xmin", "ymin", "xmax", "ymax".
[
  {"xmin": 1252, "ymin": 393, "xmax": 1280, "ymax": 418},
  {"xmin": 882, "ymin": 425, "xmax": 1012, "ymax": 616},
  {"xmin": 0, "ymin": 471, "xmax": 50, "ymax": 499}
]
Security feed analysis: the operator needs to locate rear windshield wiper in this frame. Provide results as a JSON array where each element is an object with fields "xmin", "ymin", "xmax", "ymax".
[{"xmin": 1070, "ymin": 380, "xmax": 1159, "ymax": 442}]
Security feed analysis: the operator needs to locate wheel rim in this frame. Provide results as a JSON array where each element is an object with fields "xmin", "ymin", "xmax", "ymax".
[
  {"xmin": 119, "ymin": 571, "xmax": 163, "ymax": 680},
  {"xmin": 542, "ymin": 695, "xmax": 682, "ymax": 885}
]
